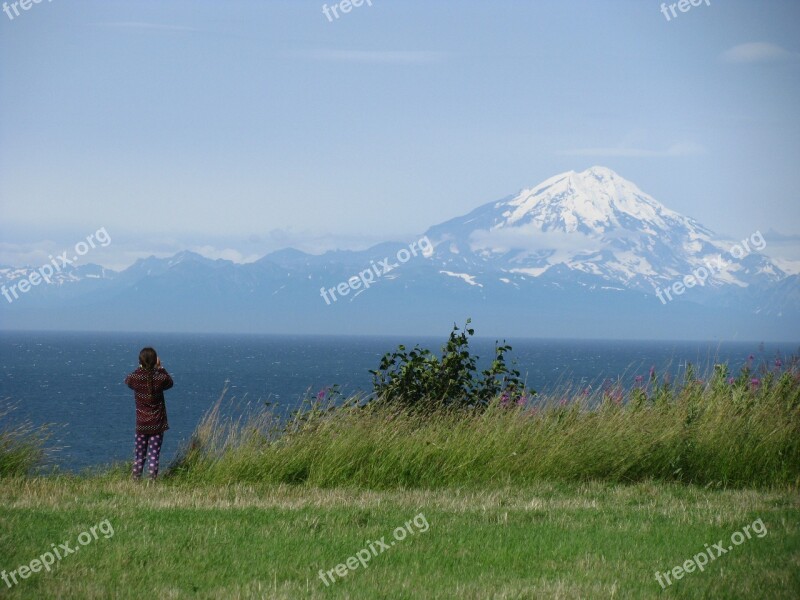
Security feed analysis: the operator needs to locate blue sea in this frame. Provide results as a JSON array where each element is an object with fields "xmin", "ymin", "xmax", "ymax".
[{"xmin": 0, "ymin": 331, "xmax": 796, "ymax": 472}]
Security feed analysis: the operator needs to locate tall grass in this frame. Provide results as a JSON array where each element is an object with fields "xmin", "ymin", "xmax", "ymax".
[
  {"xmin": 168, "ymin": 364, "xmax": 800, "ymax": 489},
  {"xmin": 0, "ymin": 403, "xmax": 54, "ymax": 477}
]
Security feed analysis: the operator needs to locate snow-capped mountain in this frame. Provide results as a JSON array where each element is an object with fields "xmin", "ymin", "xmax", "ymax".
[
  {"xmin": 426, "ymin": 166, "xmax": 784, "ymax": 294},
  {"xmin": 1, "ymin": 167, "xmax": 797, "ymax": 340},
  {"xmin": 0, "ymin": 262, "xmax": 116, "ymax": 287}
]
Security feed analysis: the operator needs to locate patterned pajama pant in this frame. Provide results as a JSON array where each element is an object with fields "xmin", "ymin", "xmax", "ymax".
[{"xmin": 133, "ymin": 433, "xmax": 164, "ymax": 480}]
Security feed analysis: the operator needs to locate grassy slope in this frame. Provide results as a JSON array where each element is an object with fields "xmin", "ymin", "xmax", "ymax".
[
  {"xmin": 0, "ymin": 477, "xmax": 798, "ymax": 599},
  {"xmin": 2, "ymin": 356, "xmax": 799, "ymax": 598},
  {"xmin": 167, "ymin": 380, "xmax": 800, "ymax": 489}
]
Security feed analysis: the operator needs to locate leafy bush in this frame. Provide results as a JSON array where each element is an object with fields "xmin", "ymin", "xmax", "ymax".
[{"xmin": 369, "ymin": 319, "xmax": 533, "ymax": 411}]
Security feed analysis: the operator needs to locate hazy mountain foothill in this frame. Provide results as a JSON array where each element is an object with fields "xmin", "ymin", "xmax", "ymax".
[{"xmin": 3, "ymin": 167, "xmax": 797, "ymax": 340}]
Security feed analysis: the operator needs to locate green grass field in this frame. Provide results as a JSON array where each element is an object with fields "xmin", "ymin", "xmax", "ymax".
[
  {"xmin": 1, "ymin": 477, "xmax": 798, "ymax": 599},
  {"xmin": 2, "ymin": 354, "xmax": 799, "ymax": 598}
]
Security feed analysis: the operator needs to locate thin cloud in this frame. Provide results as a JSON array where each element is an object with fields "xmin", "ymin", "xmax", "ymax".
[
  {"xmin": 93, "ymin": 22, "xmax": 201, "ymax": 33},
  {"xmin": 721, "ymin": 42, "xmax": 800, "ymax": 64},
  {"xmin": 764, "ymin": 228, "xmax": 800, "ymax": 242},
  {"xmin": 556, "ymin": 143, "xmax": 705, "ymax": 158},
  {"xmin": 298, "ymin": 49, "xmax": 446, "ymax": 64},
  {"xmin": 470, "ymin": 226, "xmax": 601, "ymax": 254}
]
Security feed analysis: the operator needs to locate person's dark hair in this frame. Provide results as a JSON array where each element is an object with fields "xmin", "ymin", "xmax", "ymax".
[
  {"xmin": 138, "ymin": 347, "xmax": 158, "ymax": 394},
  {"xmin": 139, "ymin": 347, "xmax": 157, "ymax": 370}
]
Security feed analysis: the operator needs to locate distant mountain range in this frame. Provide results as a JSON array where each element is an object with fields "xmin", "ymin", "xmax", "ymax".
[{"xmin": 2, "ymin": 167, "xmax": 798, "ymax": 340}]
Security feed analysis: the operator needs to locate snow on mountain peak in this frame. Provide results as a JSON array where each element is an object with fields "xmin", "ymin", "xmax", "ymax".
[
  {"xmin": 425, "ymin": 167, "xmax": 783, "ymax": 293},
  {"xmin": 499, "ymin": 166, "xmax": 685, "ymax": 237}
]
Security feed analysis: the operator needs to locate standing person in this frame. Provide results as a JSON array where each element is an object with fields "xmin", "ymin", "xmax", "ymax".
[{"xmin": 125, "ymin": 347, "xmax": 173, "ymax": 480}]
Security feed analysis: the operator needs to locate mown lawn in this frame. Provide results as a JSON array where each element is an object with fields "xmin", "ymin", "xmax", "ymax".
[{"xmin": 0, "ymin": 477, "xmax": 798, "ymax": 599}]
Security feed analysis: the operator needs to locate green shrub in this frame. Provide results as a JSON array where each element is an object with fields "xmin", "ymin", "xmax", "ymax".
[{"xmin": 369, "ymin": 319, "xmax": 533, "ymax": 411}]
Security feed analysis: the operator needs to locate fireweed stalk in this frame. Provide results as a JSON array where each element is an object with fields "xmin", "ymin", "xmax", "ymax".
[{"xmin": 1, "ymin": 518, "xmax": 114, "ymax": 588}]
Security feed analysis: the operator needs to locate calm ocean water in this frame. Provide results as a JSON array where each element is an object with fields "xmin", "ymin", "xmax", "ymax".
[{"xmin": 0, "ymin": 331, "xmax": 796, "ymax": 472}]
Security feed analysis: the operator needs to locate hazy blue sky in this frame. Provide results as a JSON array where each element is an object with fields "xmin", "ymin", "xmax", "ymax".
[{"xmin": 1, "ymin": 0, "xmax": 799, "ymax": 269}]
